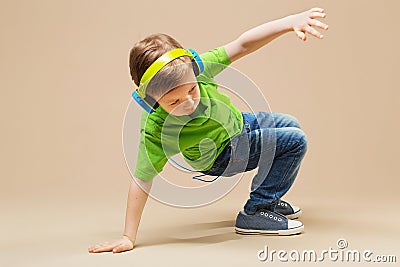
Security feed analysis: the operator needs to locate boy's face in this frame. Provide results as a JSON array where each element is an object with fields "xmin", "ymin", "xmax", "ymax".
[{"xmin": 156, "ymin": 70, "xmax": 200, "ymax": 116}]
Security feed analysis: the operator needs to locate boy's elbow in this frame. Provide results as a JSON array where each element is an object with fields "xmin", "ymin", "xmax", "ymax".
[
  {"xmin": 131, "ymin": 176, "xmax": 153, "ymax": 191},
  {"xmin": 224, "ymin": 38, "xmax": 248, "ymax": 63}
]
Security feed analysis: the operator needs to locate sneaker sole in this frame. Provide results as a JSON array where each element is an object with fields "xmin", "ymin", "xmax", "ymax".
[
  {"xmin": 285, "ymin": 210, "xmax": 302, "ymax": 220},
  {"xmin": 235, "ymin": 224, "xmax": 304, "ymax": 236}
]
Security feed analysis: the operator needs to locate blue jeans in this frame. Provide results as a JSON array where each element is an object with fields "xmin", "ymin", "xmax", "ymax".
[{"xmin": 201, "ymin": 112, "xmax": 307, "ymax": 214}]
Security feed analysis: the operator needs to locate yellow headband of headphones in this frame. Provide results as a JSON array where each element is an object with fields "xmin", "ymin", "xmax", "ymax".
[
  {"xmin": 137, "ymin": 48, "xmax": 195, "ymax": 98},
  {"xmin": 132, "ymin": 48, "xmax": 204, "ymax": 114}
]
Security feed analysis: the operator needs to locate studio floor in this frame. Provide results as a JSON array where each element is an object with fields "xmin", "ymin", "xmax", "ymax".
[{"xmin": 2, "ymin": 173, "xmax": 399, "ymax": 267}]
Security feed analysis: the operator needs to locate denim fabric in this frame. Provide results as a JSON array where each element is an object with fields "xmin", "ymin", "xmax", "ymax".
[{"xmin": 200, "ymin": 112, "xmax": 307, "ymax": 214}]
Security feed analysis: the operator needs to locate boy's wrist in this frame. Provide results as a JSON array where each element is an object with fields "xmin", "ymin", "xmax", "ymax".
[
  {"xmin": 123, "ymin": 234, "xmax": 135, "ymax": 243},
  {"xmin": 282, "ymin": 14, "xmax": 296, "ymax": 33}
]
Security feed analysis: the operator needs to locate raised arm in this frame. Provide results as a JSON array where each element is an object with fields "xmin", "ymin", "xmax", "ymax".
[{"xmin": 224, "ymin": 7, "xmax": 328, "ymax": 63}]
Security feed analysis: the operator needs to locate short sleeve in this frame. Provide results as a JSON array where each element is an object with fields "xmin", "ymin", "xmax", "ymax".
[
  {"xmin": 197, "ymin": 46, "xmax": 232, "ymax": 80},
  {"xmin": 134, "ymin": 112, "xmax": 169, "ymax": 181},
  {"xmin": 134, "ymin": 128, "xmax": 168, "ymax": 181}
]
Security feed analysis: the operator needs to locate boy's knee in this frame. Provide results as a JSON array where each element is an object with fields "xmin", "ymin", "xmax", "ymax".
[
  {"xmin": 295, "ymin": 129, "xmax": 307, "ymax": 154},
  {"xmin": 285, "ymin": 128, "xmax": 307, "ymax": 155},
  {"xmin": 286, "ymin": 114, "xmax": 301, "ymax": 128}
]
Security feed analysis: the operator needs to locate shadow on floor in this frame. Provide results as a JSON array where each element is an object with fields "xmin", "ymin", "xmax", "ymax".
[{"xmin": 134, "ymin": 219, "xmax": 243, "ymax": 249}]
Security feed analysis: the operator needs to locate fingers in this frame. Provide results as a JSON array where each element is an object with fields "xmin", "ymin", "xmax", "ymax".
[
  {"xmin": 88, "ymin": 239, "xmax": 133, "ymax": 254},
  {"xmin": 294, "ymin": 29, "xmax": 306, "ymax": 41},
  {"xmin": 295, "ymin": 7, "xmax": 328, "ymax": 41},
  {"xmin": 309, "ymin": 19, "xmax": 329, "ymax": 30},
  {"xmin": 310, "ymin": 11, "xmax": 326, "ymax": 19},
  {"xmin": 305, "ymin": 25, "xmax": 324, "ymax": 39},
  {"xmin": 310, "ymin": 7, "xmax": 324, "ymax": 13},
  {"xmin": 308, "ymin": 6, "xmax": 326, "ymax": 19},
  {"xmin": 89, "ymin": 241, "xmax": 119, "ymax": 253},
  {"xmin": 89, "ymin": 243, "xmax": 117, "ymax": 253},
  {"xmin": 112, "ymin": 243, "xmax": 132, "ymax": 253}
]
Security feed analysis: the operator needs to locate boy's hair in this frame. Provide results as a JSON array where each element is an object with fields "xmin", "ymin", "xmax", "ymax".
[{"xmin": 129, "ymin": 33, "xmax": 192, "ymax": 100}]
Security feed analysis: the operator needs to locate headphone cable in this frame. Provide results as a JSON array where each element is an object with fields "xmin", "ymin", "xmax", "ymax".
[{"xmin": 168, "ymin": 157, "xmax": 221, "ymax": 183}]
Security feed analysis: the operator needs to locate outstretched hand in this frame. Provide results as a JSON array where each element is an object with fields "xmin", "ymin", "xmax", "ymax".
[{"xmin": 289, "ymin": 7, "xmax": 329, "ymax": 41}]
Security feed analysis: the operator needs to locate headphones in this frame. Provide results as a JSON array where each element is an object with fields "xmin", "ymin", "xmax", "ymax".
[{"xmin": 132, "ymin": 48, "xmax": 204, "ymax": 114}]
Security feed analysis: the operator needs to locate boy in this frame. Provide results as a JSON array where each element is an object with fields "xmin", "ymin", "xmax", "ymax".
[{"xmin": 89, "ymin": 7, "xmax": 328, "ymax": 253}]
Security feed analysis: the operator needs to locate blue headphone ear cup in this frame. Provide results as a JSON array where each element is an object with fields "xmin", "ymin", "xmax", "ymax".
[
  {"xmin": 188, "ymin": 48, "xmax": 204, "ymax": 76},
  {"xmin": 132, "ymin": 91, "xmax": 156, "ymax": 114},
  {"xmin": 192, "ymin": 60, "xmax": 200, "ymax": 76},
  {"xmin": 144, "ymin": 94, "xmax": 159, "ymax": 110}
]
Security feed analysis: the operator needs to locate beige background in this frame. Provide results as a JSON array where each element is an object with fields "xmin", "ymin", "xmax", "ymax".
[{"xmin": 1, "ymin": 0, "xmax": 399, "ymax": 266}]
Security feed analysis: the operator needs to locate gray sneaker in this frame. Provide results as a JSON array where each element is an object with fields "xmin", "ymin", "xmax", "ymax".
[
  {"xmin": 274, "ymin": 200, "xmax": 302, "ymax": 219},
  {"xmin": 235, "ymin": 209, "xmax": 304, "ymax": 236}
]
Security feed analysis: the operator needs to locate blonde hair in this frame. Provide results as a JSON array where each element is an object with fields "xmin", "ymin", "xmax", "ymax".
[{"xmin": 129, "ymin": 33, "xmax": 192, "ymax": 99}]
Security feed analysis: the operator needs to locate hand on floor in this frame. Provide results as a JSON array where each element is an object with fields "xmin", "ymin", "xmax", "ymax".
[{"xmin": 88, "ymin": 235, "xmax": 134, "ymax": 254}]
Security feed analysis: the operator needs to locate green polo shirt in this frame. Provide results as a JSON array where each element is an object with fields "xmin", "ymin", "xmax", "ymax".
[{"xmin": 134, "ymin": 46, "xmax": 243, "ymax": 181}]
